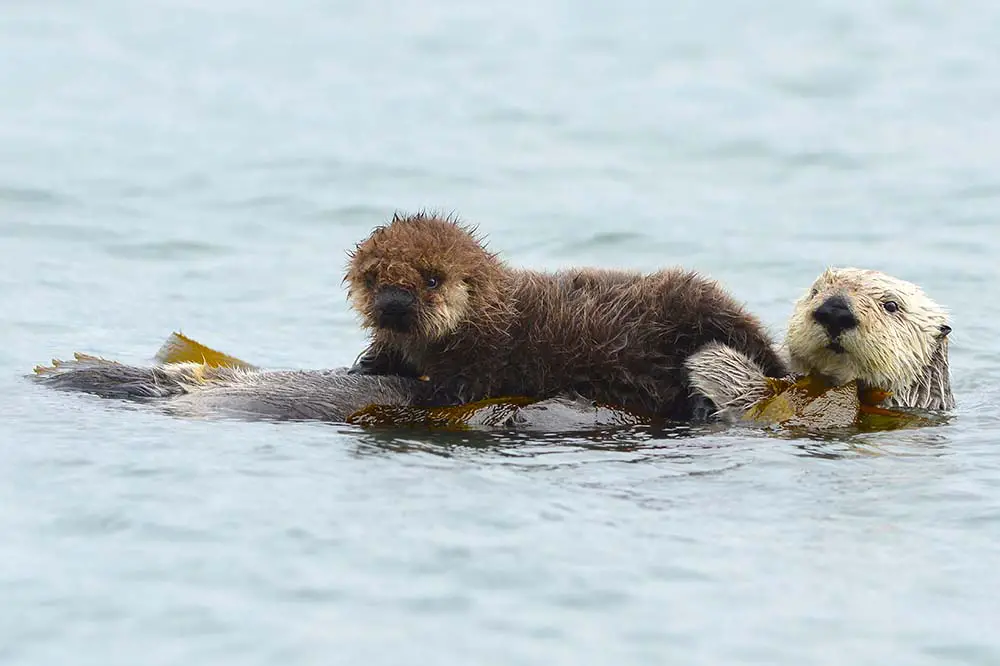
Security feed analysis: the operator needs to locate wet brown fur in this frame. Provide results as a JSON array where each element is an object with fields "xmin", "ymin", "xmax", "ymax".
[{"xmin": 344, "ymin": 212, "xmax": 787, "ymax": 421}]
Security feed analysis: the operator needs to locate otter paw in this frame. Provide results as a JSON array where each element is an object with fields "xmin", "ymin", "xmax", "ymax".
[
  {"xmin": 347, "ymin": 355, "xmax": 380, "ymax": 375},
  {"xmin": 689, "ymin": 394, "xmax": 720, "ymax": 423},
  {"xmin": 347, "ymin": 349, "xmax": 422, "ymax": 378}
]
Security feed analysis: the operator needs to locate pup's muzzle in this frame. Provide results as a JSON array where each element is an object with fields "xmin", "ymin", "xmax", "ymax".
[{"xmin": 373, "ymin": 286, "xmax": 417, "ymax": 333}]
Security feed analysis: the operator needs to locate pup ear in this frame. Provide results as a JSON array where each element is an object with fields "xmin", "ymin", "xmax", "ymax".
[{"xmin": 938, "ymin": 324, "xmax": 952, "ymax": 338}]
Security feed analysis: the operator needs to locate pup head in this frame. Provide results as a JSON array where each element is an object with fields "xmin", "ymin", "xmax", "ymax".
[
  {"xmin": 345, "ymin": 212, "xmax": 507, "ymax": 340},
  {"xmin": 785, "ymin": 267, "xmax": 951, "ymax": 393}
]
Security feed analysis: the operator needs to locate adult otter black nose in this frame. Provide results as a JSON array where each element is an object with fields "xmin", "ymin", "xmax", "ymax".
[
  {"xmin": 812, "ymin": 294, "xmax": 857, "ymax": 338},
  {"xmin": 373, "ymin": 286, "xmax": 417, "ymax": 332}
]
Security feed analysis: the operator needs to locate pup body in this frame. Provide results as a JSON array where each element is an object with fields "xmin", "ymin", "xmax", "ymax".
[{"xmin": 346, "ymin": 213, "xmax": 786, "ymax": 421}]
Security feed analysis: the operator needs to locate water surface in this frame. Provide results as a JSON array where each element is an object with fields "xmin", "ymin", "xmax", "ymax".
[{"xmin": 3, "ymin": 1, "xmax": 1000, "ymax": 664}]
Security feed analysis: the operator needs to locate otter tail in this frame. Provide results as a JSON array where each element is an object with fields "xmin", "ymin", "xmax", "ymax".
[
  {"xmin": 685, "ymin": 342, "xmax": 775, "ymax": 422},
  {"xmin": 31, "ymin": 354, "xmax": 221, "ymax": 401}
]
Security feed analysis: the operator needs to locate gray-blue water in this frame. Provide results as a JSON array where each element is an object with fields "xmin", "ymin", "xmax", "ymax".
[{"xmin": 3, "ymin": 2, "xmax": 1000, "ymax": 664}]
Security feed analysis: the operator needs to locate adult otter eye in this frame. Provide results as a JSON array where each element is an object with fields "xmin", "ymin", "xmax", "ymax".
[
  {"xmin": 426, "ymin": 275, "xmax": 440, "ymax": 289},
  {"xmin": 883, "ymin": 301, "xmax": 899, "ymax": 313}
]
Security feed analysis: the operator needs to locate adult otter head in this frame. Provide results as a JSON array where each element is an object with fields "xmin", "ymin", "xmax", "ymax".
[
  {"xmin": 345, "ymin": 212, "xmax": 509, "ymax": 341},
  {"xmin": 785, "ymin": 267, "xmax": 954, "ymax": 409}
]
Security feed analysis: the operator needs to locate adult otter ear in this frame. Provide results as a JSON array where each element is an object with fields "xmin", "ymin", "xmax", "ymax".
[{"xmin": 938, "ymin": 324, "xmax": 952, "ymax": 338}]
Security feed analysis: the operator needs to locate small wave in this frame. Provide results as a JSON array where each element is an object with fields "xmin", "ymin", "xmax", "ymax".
[
  {"xmin": 0, "ymin": 185, "xmax": 73, "ymax": 207},
  {"xmin": 102, "ymin": 239, "xmax": 232, "ymax": 261}
]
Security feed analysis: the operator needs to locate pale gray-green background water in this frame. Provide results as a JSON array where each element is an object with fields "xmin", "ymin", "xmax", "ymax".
[{"xmin": 2, "ymin": 1, "xmax": 999, "ymax": 664}]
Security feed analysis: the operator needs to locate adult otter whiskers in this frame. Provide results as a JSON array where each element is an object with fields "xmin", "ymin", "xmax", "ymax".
[
  {"xmin": 345, "ymin": 212, "xmax": 788, "ymax": 420},
  {"xmin": 685, "ymin": 267, "xmax": 955, "ymax": 422}
]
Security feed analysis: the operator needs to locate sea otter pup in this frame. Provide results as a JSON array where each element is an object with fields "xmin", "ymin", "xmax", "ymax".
[
  {"xmin": 344, "ymin": 212, "xmax": 787, "ymax": 421},
  {"xmin": 685, "ymin": 267, "xmax": 955, "ymax": 422}
]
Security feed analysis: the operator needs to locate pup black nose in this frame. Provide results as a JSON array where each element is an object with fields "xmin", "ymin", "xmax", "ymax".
[
  {"xmin": 373, "ymin": 286, "xmax": 417, "ymax": 333},
  {"xmin": 812, "ymin": 294, "xmax": 857, "ymax": 338}
]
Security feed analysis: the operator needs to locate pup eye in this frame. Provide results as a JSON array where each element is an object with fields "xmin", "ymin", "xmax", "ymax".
[
  {"xmin": 883, "ymin": 301, "xmax": 899, "ymax": 313},
  {"xmin": 364, "ymin": 274, "xmax": 376, "ymax": 289},
  {"xmin": 426, "ymin": 275, "xmax": 440, "ymax": 289},
  {"xmin": 810, "ymin": 288, "xmax": 819, "ymax": 298}
]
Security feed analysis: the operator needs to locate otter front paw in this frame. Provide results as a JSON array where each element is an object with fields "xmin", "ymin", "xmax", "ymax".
[
  {"xmin": 684, "ymin": 341, "xmax": 773, "ymax": 418},
  {"xmin": 347, "ymin": 351, "xmax": 384, "ymax": 375},
  {"xmin": 689, "ymin": 394, "xmax": 720, "ymax": 423},
  {"xmin": 347, "ymin": 348, "xmax": 422, "ymax": 378}
]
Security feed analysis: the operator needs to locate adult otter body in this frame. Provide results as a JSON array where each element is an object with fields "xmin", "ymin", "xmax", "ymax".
[
  {"xmin": 31, "ymin": 268, "xmax": 954, "ymax": 431},
  {"xmin": 345, "ymin": 212, "xmax": 787, "ymax": 421},
  {"xmin": 685, "ymin": 267, "xmax": 955, "ymax": 421}
]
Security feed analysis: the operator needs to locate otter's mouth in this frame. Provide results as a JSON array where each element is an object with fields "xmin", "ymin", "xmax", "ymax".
[
  {"xmin": 373, "ymin": 286, "xmax": 418, "ymax": 334},
  {"xmin": 826, "ymin": 340, "xmax": 846, "ymax": 354}
]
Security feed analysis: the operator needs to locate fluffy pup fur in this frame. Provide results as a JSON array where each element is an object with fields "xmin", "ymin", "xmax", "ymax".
[{"xmin": 345, "ymin": 212, "xmax": 787, "ymax": 421}]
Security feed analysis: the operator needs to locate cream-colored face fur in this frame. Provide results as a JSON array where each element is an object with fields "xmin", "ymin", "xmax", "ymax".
[
  {"xmin": 415, "ymin": 280, "xmax": 471, "ymax": 340},
  {"xmin": 785, "ymin": 267, "xmax": 951, "ymax": 393}
]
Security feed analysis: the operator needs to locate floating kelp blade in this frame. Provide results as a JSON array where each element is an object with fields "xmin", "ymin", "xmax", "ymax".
[
  {"xmin": 745, "ymin": 376, "xmax": 858, "ymax": 427},
  {"xmin": 744, "ymin": 374, "xmax": 937, "ymax": 431},
  {"xmin": 347, "ymin": 396, "xmax": 652, "ymax": 431},
  {"xmin": 153, "ymin": 332, "xmax": 256, "ymax": 369},
  {"xmin": 347, "ymin": 396, "xmax": 539, "ymax": 430}
]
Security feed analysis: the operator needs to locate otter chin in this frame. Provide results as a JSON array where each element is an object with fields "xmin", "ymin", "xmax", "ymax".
[
  {"xmin": 344, "ymin": 211, "xmax": 787, "ymax": 421},
  {"xmin": 685, "ymin": 267, "xmax": 955, "ymax": 420}
]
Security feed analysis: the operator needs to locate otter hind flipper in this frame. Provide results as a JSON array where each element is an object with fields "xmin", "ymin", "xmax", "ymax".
[
  {"xmin": 33, "ymin": 355, "xmax": 431, "ymax": 423},
  {"xmin": 31, "ymin": 355, "xmax": 211, "ymax": 401},
  {"xmin": 685, "ymin": 342, "xmax": 775, "ymax": 422}
]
